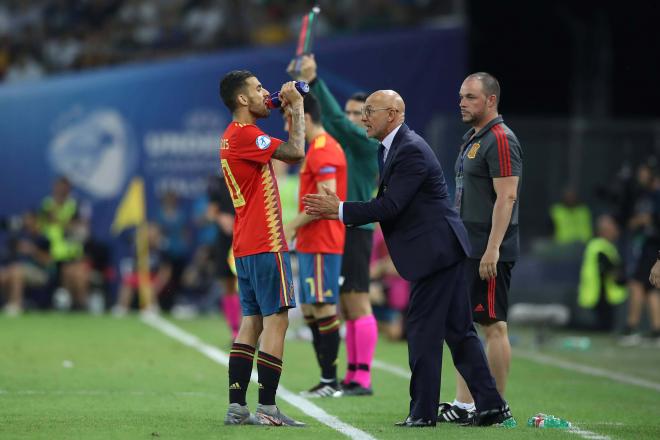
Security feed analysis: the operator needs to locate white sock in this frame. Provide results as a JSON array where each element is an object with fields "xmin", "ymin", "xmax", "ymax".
[{"xmin": 452, "ymin": 400, "xmax": 476, "ymax": 411}]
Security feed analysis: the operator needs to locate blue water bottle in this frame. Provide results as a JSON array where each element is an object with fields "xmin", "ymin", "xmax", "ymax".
[{"xmin": 266, "ymin": 81, "xmax": 310, "ymax": 109}]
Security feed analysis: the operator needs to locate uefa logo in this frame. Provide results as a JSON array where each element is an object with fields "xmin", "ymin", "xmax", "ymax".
[
  {"xmin": 48, "ymin": 108, "xmax": 137, "ymax": 199},
  {"xmin": 256, "ymin": 135, "xmax": 272, "ymax": 150}
]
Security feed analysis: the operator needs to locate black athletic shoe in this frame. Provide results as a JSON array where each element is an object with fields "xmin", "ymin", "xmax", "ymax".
[
  {"xmin": 461, "ymin": 404, "xmax": 513, "ymax": 427},
  {"xmin": 299, "ymin": 382, "xmax": 342, "ymax": 398},
  {"xmin": 438, "ymin": 402, "xmax": 473, "ymax": 424},
  {"xmin": 340, "ymin": 382, "xmax": 373, "ymax": 396}
]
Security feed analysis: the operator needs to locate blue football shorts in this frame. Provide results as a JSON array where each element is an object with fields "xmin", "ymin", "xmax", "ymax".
[
  {"xmin": 297, "ymin": 252, "xmax": 342, "ymax": 305},
  {"xmin": 235, "ymin": 251, "xmax": 296, "ymax": 316}
]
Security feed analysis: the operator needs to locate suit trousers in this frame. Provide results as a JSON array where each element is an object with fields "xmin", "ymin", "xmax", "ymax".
[{"xmin": 406, "ymin": 259, "xmax": 503, "ymax": 421}]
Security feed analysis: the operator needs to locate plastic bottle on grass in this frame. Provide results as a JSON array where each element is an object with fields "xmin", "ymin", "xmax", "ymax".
[
  {"xmin": 500, "ymin": 417, "xmax": 518, "ymax": 428},
  {"xmin": 561, "ymin": 336, "xmax": 591, "ymax": 351},
  {"xmin": 527, "ymin": 413, "xmax": 571, "ymax": 428}
]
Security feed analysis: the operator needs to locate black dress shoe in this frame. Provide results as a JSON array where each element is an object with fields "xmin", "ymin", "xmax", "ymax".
[
  {"xmin": 395, "ymin": 416, "xmax": 436, "ymax": 427},
  {"xmin": 461, "ymin": 404, "xmax": 512, "ymax": 427}
]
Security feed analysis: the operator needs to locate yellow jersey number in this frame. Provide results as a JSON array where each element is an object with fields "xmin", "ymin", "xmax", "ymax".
[{"xmin": 221, "ymin": 159, "xmax": 246, "ymax": 208}]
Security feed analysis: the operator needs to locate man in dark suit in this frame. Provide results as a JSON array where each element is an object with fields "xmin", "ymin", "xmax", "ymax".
[{"xmin": 304, "ymin": 90, "xmax": 512, "ymax": 427}]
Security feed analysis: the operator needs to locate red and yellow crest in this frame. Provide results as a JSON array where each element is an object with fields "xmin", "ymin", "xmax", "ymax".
[{"xmin": 467, "ymin": 142, "xmax": 481, "ymax": 159}]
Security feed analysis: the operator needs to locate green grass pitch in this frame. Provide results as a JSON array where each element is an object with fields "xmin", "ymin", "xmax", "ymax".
[{"xmin": 1, "ymin": 313, "xmax": 659, "ymax": 439}]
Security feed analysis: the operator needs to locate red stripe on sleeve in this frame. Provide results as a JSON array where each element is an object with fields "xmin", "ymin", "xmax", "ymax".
[
  {"xmin": 493, "ymin": 125, "xmax": 512, "ymax": 176},
  {"xmin": 503, "ymin": 128, "xmax": 512, "ymax": 175},
  {"xmin": 493, "ymin": 125, "xmax": 505, "ymax": 176}
]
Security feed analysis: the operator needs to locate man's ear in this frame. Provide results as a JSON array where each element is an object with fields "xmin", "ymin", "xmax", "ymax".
[
  {"xmin": 237, "ymin": 93, "xmax": 248, "ymax": 107},
  {"xmin": 487, "ymin": 94, "xmax": 498, "ymax": 109}
]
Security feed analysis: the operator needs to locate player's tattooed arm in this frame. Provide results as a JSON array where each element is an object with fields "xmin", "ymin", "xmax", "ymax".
[{"xmin": 273, "ymin": 82, "xmax": 305, "ymax": 163}]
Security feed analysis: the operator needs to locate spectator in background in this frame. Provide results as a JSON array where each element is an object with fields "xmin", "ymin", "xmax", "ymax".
[
  {"xmin": 550, "ymin": 187, "xmax": 593, "ymax": 245},
  {"xmin": 182, "ymin": 0, "xmax": 224, "ymax": 48},
  {"xmin": 578, "ymin": 214, "xmax": 627, "ymax": 332},
  {"xmin": 620, "ymin": 163, "xmax": 660, "ymax": 346},
  {"xmin": 117, "ymin": 0, "xmax": 161, "ymax": 49},
  {"xmin": 43, "ymin": 29, "xmax": 82, "ymax": 72},
  {"xmin": 173, "ymin": 180, "xmax": 220, "ymax": 316},
  {"xmin": 0, "ymin": 210, "xmax": 54, "ymax": 315},
  {"xmin": 0, "ymin": 4, "xmax": 11, "ymax": 38},
  {"xmin": 112, "ymin": 223, "xmax": 172, "ymax": 316},
  {"xmin": 5, "ymin": 49, "xmax": 44, "ymax": 83},
  {"xmin": 177, "ymin": 241, "xmax": 215, "ymax": 317},
  {"xmin": 155, "ymin": 190, "xmax": 190, "ymax": 311},
  {"xmin": 0, "ymin": 37, "xmax": 10, "ymax": 79},
  {"xmin": 369, "ymin": 224, "xmax": 408, "ymax": 341},
  {"xmin": 0, "ymin": 1, "xmax": 454, "ymax": 84},
  {"xmin": 192, "ymin": 178, "xmax": 219, "ymax": 252},
  {"xmin": 39, "ymin": 176, "xmax": 90, "ymax": 310}
]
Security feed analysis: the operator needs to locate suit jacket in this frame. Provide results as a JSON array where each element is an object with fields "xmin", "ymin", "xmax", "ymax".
[{"xmin": 343, "ymin": 124, "xmax": 470, "ymax": 281}]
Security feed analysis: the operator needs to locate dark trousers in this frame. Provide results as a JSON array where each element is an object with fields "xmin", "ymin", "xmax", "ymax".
[{"xmin": 406, "ymin": 260, "xmax": 503, "ymax": 421}]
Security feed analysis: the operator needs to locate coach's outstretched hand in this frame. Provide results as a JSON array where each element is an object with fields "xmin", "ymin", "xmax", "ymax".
[
  {"xmin": 303, "ymin": 185, "xmax": 340, "ymax": 220},
  {"xmin": 287, "ymin": 54, "xmax": 317, "ymax": 83}
]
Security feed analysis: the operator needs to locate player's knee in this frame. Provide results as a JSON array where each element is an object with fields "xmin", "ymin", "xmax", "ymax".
[
  {"xmin": 313, "ymin": 303, "xmax": 337, "ymax": 319},
  {"xmin": 241, "ymin": 315, "xmax": 264, "ymax": 333},
  {"xmin": 264, "ymin": 310, "xmax": 289, "ymax": 332},
  {"xmin": 482, "ymin": 320, "xmax": 508, "ymax": 340}
]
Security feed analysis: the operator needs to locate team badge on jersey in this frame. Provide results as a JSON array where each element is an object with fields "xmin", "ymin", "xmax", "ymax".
[
  {"xmin": 467, "ymin": 142, "xmax": 481, "ymax": 159},
  {"xmin": 256, "ymin": 135, "xmax": 272, "ymax": 150}
]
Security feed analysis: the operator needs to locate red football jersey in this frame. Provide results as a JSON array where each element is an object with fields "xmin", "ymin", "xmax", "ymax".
[
  {"xmin": 220, "ymin": 122, "xmax": 287, "ymax": 258},
  {"xmin": 296, "ymin": 133, "xmax": 347, "ymax": 254}
]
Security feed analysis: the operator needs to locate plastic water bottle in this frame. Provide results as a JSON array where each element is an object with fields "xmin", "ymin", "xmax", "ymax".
[
  {"xmin": 527, "ymin": 413, "xmax": 572, "ymax": 428},
  {"xmin": 561, "ymin": 336, "xmax": 591, "ymax": 351},
  {"xmin": 265, "ymin": 81, "xmax": 310, "ymax": 108},
  {"xmin": 500, "ymin": 417, "xmax": 518, "ymax": 428}
]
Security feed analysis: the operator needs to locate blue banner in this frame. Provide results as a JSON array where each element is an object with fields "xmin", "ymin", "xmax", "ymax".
[{"xmin": 0, "ymin": 26, "xmax": 466, "ymax": 241}]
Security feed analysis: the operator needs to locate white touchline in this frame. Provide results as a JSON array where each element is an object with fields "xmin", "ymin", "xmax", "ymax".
[
  {"xmin": 568, "ymin": 427, "xmax": 611, "ymax": 440},
  {"xmin": 371, "ymin": 357, "xmax": 612, "ymax": 439},
  {"xmin": 372, "ymin": 360, "xmax": 410, "ymax": 379},
  {"xmin": 0, "ymin": 389, "xmax": 218, "ymax": 397},
  {"xmin": 142, "ymin": 314, "xmax": 377, "ymax": 440},
  {"xmin": 515, "ymin": 349, "xmax": 660, "ymax": 393},
  {"xmin": 375, "ymin": 349, "xmax": 660, "ymax": 393}
]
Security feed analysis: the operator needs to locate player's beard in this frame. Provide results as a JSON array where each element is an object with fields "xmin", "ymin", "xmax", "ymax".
[
  {"xmin": 461, "ymin": 110, "xmax": 482, "ymax": 126},
  {"xmin": 251, "ymin": 101, "xmax": 270, "ymax": 119}
]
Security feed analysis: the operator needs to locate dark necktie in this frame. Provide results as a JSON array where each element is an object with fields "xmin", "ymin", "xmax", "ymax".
[{"xmin": 378, "ymin": 143, "xmax": 385, "ymax": 176}]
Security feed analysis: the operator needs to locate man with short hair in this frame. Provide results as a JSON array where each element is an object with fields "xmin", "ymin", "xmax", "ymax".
[
  {"xmin": 218, "ymin": 70, "xmax": 306, "ymax": 427},
  {"xmin": 283, "ymin": 93, "xmax": 347, "ymax": 397},
  {"xmin": 439, "ymin": 72, "xmax": 523, "ymax": 424},
  {"xmin": 289, "ymin": 55, "xmax": 379, "ymax": 395},
  {"xmin": 304, "ymin": 89, "xmax": 512, "ymax": 427}
]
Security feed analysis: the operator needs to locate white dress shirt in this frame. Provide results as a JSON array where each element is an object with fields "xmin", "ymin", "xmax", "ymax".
[{"xmin": 339, "ymin": 124, "xmax": 402, "ymax": 222}]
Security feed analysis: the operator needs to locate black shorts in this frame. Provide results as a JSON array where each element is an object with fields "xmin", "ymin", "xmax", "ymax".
[
  {"xmin": 631, "ymin": 239, "xmax": 660, "ymax": 291},
  {"xmin": 340, "ymin": 228, "xmax": 373, "ymax": 294},
  {"xmin": 467, "ymin": 258, "xmax": 514, "ymax": 323},
  {"xmin": 213, "ymin": 231, "xmax": 234, "ymax": 279}
]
